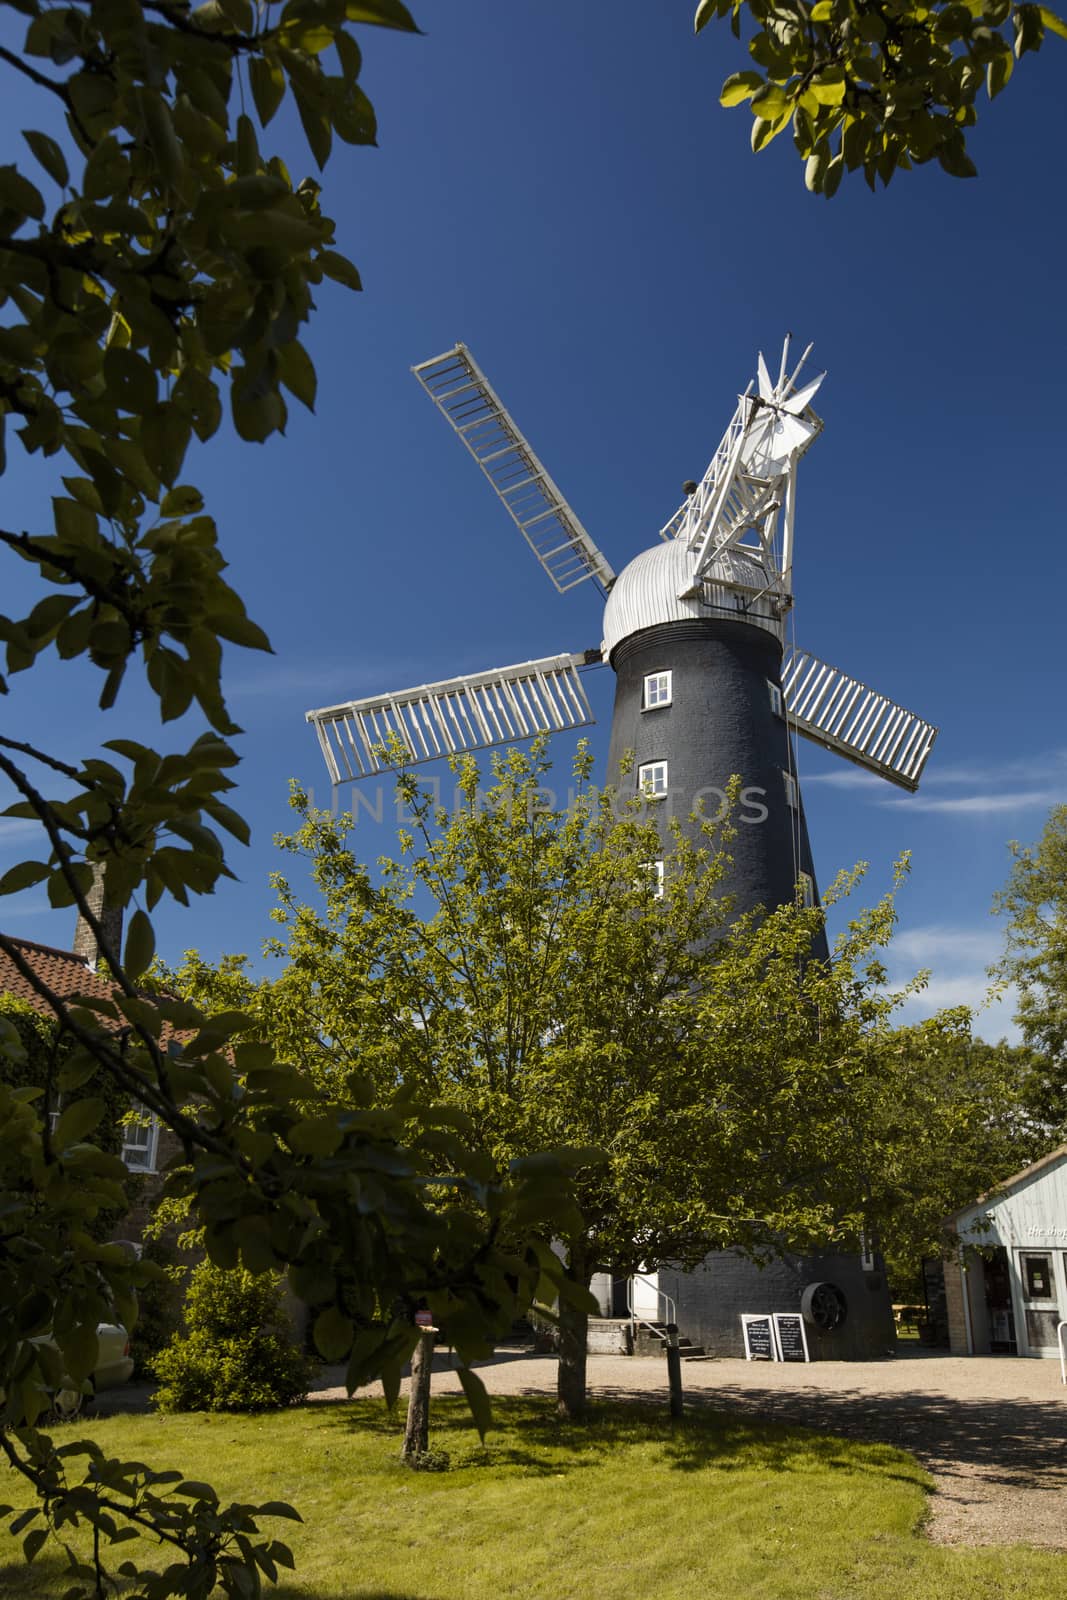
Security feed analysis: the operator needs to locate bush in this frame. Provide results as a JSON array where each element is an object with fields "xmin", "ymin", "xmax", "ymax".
[
  {"xmin": 128, "ymin": 1232, "xmax": 186, "ymax": 1378},
  {"xmin": 152, "ymin": 1263, "xmax": 316, "ymax": 1413}
]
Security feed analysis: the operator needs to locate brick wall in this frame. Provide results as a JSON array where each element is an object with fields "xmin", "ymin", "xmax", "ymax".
[{"xmin": 658, "ymin": 1248, "xmax": 897, "ymax": 1360}]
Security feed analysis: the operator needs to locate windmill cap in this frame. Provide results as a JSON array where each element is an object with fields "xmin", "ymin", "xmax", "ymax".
[{"xmin": 601, "ymin": 539, "xmax": 782, "ymax": 660}]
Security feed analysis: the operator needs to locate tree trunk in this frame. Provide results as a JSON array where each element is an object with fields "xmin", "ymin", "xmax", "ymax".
[
  {"xmin": 556, "ymin": 1244, "xmax": 590, "ymax": 1421},
  {"xmin": 400, "ymin": 1328, "xmax": 435, "ymax": 1461}
]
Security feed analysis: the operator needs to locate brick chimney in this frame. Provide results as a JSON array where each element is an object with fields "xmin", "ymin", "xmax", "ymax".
[{"xmin": 72, "ymin": 865, "xmax": 124, "ymax": 973}]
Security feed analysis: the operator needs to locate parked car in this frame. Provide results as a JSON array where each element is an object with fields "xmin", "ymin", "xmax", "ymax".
[{"xmin": 13, "ymin": 1323, "xmax": 135, "ymax": 1420}]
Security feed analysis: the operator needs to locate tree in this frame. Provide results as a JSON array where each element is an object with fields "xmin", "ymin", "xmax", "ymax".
[
  {"xmin": 0, "ymin": 5, "xmax": 587, "ymax": 1594},
  {"xmin": 695, "ymin": 0, "xmax": 1067, "ymax": 193},
  {"xmin": 168, "ymin": 747, "xmax": 961, "ymax": 1418},
  {"xmin": 854, "ymin": 1010, "xmax": 1046, "ymax": 1293},
  {"xmin": 994, "ymin": 804, "xmax": 1067, "ymax": 1131}
]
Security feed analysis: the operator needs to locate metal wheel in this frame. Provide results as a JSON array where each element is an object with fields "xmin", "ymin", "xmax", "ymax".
[
  {"xmin": 48, "ymin": 1386, "xmax": 85, "ymax": 1422},
  {"xmin": 800, "ymin": 1281, "xmax": 847, "ymax": 1332}
]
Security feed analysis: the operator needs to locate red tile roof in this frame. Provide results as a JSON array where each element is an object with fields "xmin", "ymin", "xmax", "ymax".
[{"xmin": 0, "ymin": 935, "xmax": 118, "ymax": 1015}]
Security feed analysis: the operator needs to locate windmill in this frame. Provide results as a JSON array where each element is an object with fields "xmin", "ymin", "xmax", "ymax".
[{"xmin": 305, "ymin": 339, "xmax": 938, "ymax": 925}]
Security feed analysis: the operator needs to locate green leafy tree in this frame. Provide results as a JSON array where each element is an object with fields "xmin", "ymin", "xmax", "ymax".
[
  {"xmin": 856, "ymin": 1010, "xmax": 1046, "ymax": 1293},
  {"xmin": 994, "ymin": 804, "xmax": 1067, "ymax": 1131},
  {"xmin": 695, "ymin": 0, "xmax": 1067, "ymax": 193},
  {"xmin": 0, "ymin": 5, "xmax": 588, "ymax": 1594},
  {"xmin": 169, "ymin": 747, "xmax": 967, "ymax": 1418}
]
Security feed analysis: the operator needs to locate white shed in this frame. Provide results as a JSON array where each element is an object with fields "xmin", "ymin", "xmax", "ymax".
[{"xmin": 944, "ymin": 1145, "xmax": 1067, "ymax": 1359}]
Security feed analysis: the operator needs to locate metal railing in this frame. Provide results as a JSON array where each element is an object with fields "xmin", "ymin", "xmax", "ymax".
[{"xmin": 626, "ymin": 1271, "xmax": 677, "ymax": 1337}]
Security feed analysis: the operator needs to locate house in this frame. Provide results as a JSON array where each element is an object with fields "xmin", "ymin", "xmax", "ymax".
[
  {"xmin": 0, "ymin": 909, "xmax": 178, "ymax": 1241},
  {"xmin": 943, "ymin": 1145, "xmax": 1067, "ymax": 1359}
]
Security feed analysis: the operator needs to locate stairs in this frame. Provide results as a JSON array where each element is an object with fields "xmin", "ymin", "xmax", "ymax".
[{"xmin": 632, "ymin": 1320, "xmax": 712, "ymax": 1361}]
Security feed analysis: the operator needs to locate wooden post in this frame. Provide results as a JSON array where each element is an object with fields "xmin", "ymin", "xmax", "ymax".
[
  {"xmin": 666, "ymin": 1329, "xmax": 683, "ymax": 1420},
  {"xmin": 401, "ymin": 1327, "xmax": 435, "ymax": 1462}
]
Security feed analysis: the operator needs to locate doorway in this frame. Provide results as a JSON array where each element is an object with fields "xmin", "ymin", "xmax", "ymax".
[{"xmin": 1017, "ymin": 1251, "xmax": 1062, "ymax": 1355}]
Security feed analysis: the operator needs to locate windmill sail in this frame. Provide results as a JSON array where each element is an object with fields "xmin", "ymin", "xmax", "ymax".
[
  {"xmin": 781, "ymin": 648, "xmax": 938, "ymax": 792},
  {"xmin": 307, "ymin": 651, "xmax": 600, "ymax": 784},
  {"xmin": 412, "ymin": 345, "xmax": 616, "ymax": 595}
]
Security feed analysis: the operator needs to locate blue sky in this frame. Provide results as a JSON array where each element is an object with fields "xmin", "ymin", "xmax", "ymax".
[{"xmin": 2, "ymin": 2, "xmax": 1065, "ymax": 1040}]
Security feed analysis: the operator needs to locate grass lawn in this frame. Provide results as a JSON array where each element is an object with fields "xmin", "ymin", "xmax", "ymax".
[{"xmin": 2, "ymin": 1396, "xmax": 1064, "ymax": 1599}]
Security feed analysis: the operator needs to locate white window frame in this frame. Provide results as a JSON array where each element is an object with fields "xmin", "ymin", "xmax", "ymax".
[
  {"xmin": 798, "ymin": 871, "xmax": 815, "ymax": 908},
  {"xmin": 642, "ymin": 670, "xmax": 672, "ymax": 711},
  {"xmin": 638, "ymin": 761, "xmax": 669, "ymax": 800},
  {"xmin": 768, "ymin": 679, "xmax": 783, "ymax": 718},
  {"xmin": 783, "ymin": 770, "xmax": 798, "ymax": 810},
  {"xmin": 651, "ymin": 859, "xmax": 665, "ymax": 898},
  {"xmin": 121, "ymin": 1106, "xmax": 160, "ymax": 1174}
]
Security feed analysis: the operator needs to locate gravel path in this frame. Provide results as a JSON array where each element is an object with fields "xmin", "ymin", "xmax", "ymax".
[
  {"xmin": 99, "ymin": 1345, "xmax": 1067, "ymax": 1550},
  {"xmin": 307, "ymin": 1344, "xmax": 1067, "ymax": 1550}
]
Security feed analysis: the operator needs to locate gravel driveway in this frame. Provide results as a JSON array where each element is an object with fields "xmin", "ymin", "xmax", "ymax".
[{"xmin": 99, "ymin": 1344, "xmax": 1067, "ymax": 1550}]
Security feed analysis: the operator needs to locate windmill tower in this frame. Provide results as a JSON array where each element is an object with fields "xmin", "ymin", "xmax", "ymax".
[
  {"xmin": 305, "ymin": 340, "xmax": 940, "ymax": 1359},
  {"xmin": 306, "ymin": 340, "xmax": 938, "ymax": 929}
]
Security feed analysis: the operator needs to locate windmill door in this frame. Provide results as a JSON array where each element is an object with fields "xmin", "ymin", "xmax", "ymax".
[{"xmin": 1017, "ymin": 1251, "xmax": 1063, "ymax": 1356}]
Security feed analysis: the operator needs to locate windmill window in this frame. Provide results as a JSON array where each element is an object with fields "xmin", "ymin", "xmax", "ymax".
[
  {"xmin": 783, "ymin": 770, "xmax": 798, "ymax": 810},
  {"xmin": 122, "ymin": 1107, "xmax": 160, "ymax": 1173},
  {"xmin": 798, "ymin": 871, "xmax": 815, "ymax": 908},
  {"xmin": 643, "ymin": 671, "xmax": 672, "ymax": 710},
  {"xmin": 768, "ymin": 680, "xmax": 783, "ymax": 718},
  {"xmin": 638, "ymin": 761, "xmax": 669, "ymax": 800}
]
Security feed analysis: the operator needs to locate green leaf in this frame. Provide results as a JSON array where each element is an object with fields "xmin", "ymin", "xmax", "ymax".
[
  {"xmin": 313, "ymin": 1305, "xmax": 354, "ymax": 1361},
  {"xmin": 0, "ymin": 164, "xmax": 44, "ymax": 220},
  {"xmin": 1038, "ymin": 5, "xmax": 1067, "ymax": 36},
  {"xmin": 289, "ymin": 1117, "xmax": 343, "ymax": 1156},
  {"xmin": 343, "ymin": 0, "xmax": 419, "ymax": 29},
  {"xmin": 694, "ymin": 0, "xmax": 717, "ymax": 33},
  {"xmin": 22, "ymin": 129, "xmax": 68, "ymax": 188},
  {"xmin": 276, "ymin": 341, "xmax": 317, "ymax": 410},
  {"xmin": 22, "ymin": 1526, "xmax": 48, "ymax": 1563},
  {"xmin": 141, "ymin": 404, "xmax": 192, "ymax": 487},
  {"xmin": 53, "ymin": 1098, "xmax": 106, "ymax": 1148},
  {"xmin": 249, "ymin": 55, "xmax": 286, "ymax": 125},
  {"xmin": 161, "ymin": 485, "xmax": 206, "ymax": 517},
  {"xmin": 0, "ymin": 861, "xmax": 50, "ymax": 896},
  {"xmin": 455, "ymin": 1364, "xmax": 492, "ymax": 1441},
  {"xmin": 809, "ymin": 69, "xmax": 847, "ymax": 105},
  {"xmin": 57, "ymin": 1322, "xmax": 99, "ymax": 1383},
  {"xmin": 317, "ymin": 248, "xmax": 362, "ymax": 290},
  {"xmin": 809, "ymin": 0, "xmax": 833, "ymax": 19},
  {"xmin": 719, "ymin": 71, "xmax": 764, "ymax": 107},
  {"xmin": 52, "ymin": 497, "xmax": 98, "ymax": 542},
  {"xmin": 124, "ymin": 908, "xmax": 156, "ymax": 977},
  {"xmin": 258, "ymin": 1501, "xmax": 304, "ymax": 1522}
]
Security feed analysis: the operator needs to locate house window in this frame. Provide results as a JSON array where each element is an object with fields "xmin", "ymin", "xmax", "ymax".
[
  {"xmin": 768, "ymin": 680, "xmax": 783, "ymax": 718},
  {"xmin": 122, "ymin": 1107, "xmax": 160, "ymax": 1173},
  {"xmin": 638, "ymin": 761, "xmax": 669, "ymax": 800},
  {"xmin": 651, "ymin": 860, "xmax": 665, "ymax": 898},
  {"xmin": 783, "ymin": 770, "xmax": 798, "ymax": 810},
  {"xmin": 798, "ymin": 872, "xmax": 815, "ymax": 908},
  {"xmin": 643, "ymin": 671, "xmax": 672, "ymax": 710}
]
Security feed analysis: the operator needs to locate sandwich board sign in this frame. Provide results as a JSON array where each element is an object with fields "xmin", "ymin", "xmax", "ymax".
[
  {"xmin": 741, "ymin": 1314, "xmax": 776, "ymax": 1360},
  {"xmin": 772, "ymin": 1312, "xmax": 810, "ymax": 1363}
]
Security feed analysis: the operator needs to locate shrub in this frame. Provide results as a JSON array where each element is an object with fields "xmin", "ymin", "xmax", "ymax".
[{"xmin": 152, "ymin": 1263, "xmax": 315, "ymax": 1413}]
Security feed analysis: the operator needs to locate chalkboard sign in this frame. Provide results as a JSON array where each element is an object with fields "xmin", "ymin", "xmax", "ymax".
[
  {"xmin": 773, "ymin": 1313, "xmax": 810, "ymax": 1363},
  {"xmin": 741, "ymin": 1314, "xmax": 777, "ymax": 1360}
]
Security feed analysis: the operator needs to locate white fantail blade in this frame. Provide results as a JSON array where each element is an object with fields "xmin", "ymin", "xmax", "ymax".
[
  {"xmin": 306, "ymin": 651, "xmax": 601, "ymax": 785},
  {"xmin": 781, "ymin": 648, "xmax": 938, "ymax": 792},
  {"xmin": 776, "ymin": 334, "xmax": 791, "ymax": 393},
  {"xmin": 412, "ymin": 344, "xmax": 616, "ymax": 596},
  {"xmin": 781, "ymin": 371, "xmax": 826, "ymax": 416},
  {"xmin": 672, "ymin": 338, "xmax": 825, "ymax": 602}
]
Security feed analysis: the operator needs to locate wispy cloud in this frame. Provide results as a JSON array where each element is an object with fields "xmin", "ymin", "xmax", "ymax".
[
  {"xmin": 881, "ymin": 788, "xmax": 1063, "ymax": 816},
  {"xmin": 0, "ymin": 818, "xmax": 40, "ymax": 851},
  {"xmin": 227, "ymin": 659, "xmax": 421, "ymax": 704},
  {"xmin": 884, "ymin": 921, "xmax": 1020, "ymax": 1041},
  {"xmin": 805, "ymin": 747, "xmax": 1067, "ymax": 817}
]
